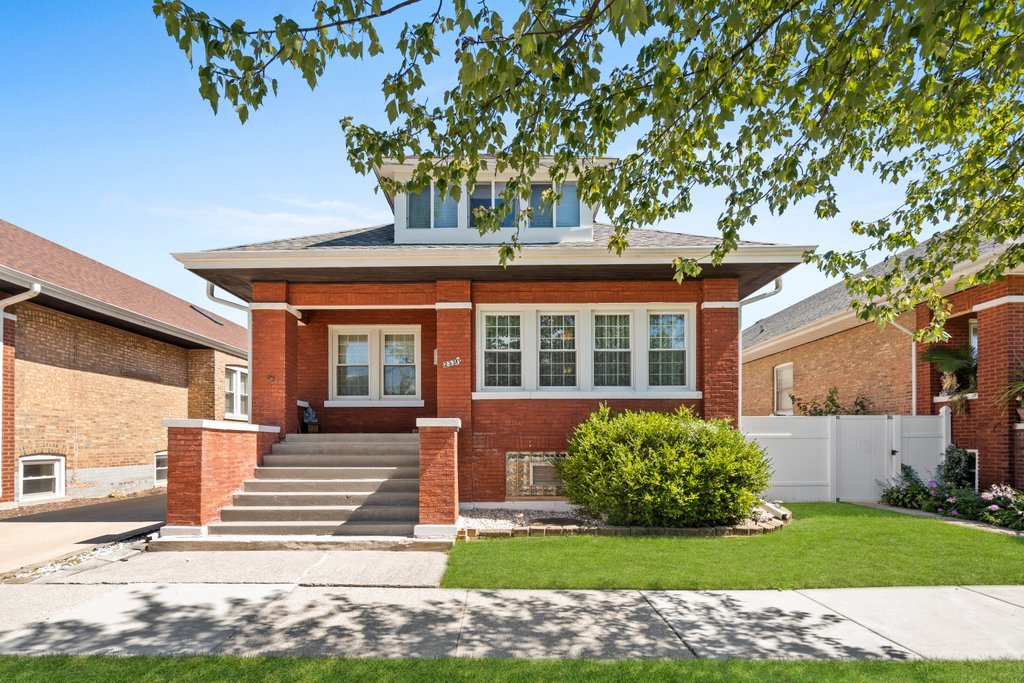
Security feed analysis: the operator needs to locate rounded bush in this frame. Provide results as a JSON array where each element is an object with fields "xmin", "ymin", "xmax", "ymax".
[{"xmin": 555, "ymin": 405, "xmax": 771, "ymax": 527}]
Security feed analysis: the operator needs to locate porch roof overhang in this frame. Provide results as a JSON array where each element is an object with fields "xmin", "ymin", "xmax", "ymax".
[{"xmin": 172, "ymin": 244, "xmax": 812, "ymax": 303}]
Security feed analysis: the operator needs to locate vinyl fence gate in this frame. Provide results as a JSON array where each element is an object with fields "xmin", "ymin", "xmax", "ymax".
[{"xmin": 742, "ymin": 409, "xmax": 952, "ymax": 503}]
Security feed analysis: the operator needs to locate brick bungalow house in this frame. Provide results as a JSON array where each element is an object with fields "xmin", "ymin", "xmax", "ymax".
[
  {"xmin": 162, "ymin": 159, "xmax": 809, "ymax": 539},
  {"xmin": 742, "ymin": 237, "xmax": 1024, "ymax": 489},
  {"xmin": 0, "ymin": 219, "xmax": 248, "ymax": 509}
]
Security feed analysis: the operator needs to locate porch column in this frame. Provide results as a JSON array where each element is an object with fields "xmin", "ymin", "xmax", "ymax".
[
  {"xmin": 701, "ymin": 280, "xmax": 740, "ymax": 422},
  {"xmin": 251, "ymin": 291, "xmax": 300, "ymax": 435},
  {"xmin": 435, "ymin": 280, "xmax": 474, "ymax": 498},
  {"xmin": 975, "ymin": 300, "xmax": 1024, "ymax": 487},
  {"xmin": 415, "ymin": 417, "xmax": 460, "ymax": 538}
]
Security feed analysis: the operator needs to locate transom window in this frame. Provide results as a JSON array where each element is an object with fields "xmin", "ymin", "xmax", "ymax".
[
  {"xmin": 648, "ymin": 314, "xmax": 687, "ymax": 386},
  {"xmin": 408, "ymin": 183, "xmax": 459, "ymax": 229},
  {"xmin": 594, "ymin": 314, "xmax": 632, "ymax": 387},
  {"xmin": 476, "ymin": 305, "xmax": 695, "ymax": 395},
  {"xmin": 155, "ymin": 451, "xmax": 168, "ymax": 485},
  {"xmin": 19, "ymin": 455, "xmax": 65, "ymax": 501},
  {"xmin": 483, "ymin": 314, "xmax": 522, "ymax": 388},
  {"xmin": 224, "ymin": 366, "xmax": 249, "ymax": 420},
  {"xmin": 774, "ymin": 363, "xmax": 794, "ymax": 415},
  {"xmin": 329, "ymin": 326, "xmax": 422, "ymax": 403},
  {"xmin": 539, "ymin": 314, "xmax": 577, "ymax": 387}
]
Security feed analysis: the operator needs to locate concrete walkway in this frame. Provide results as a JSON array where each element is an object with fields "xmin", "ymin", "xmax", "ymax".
[
  {"xmin": 1, "ymin": 550, "xmax": 1023, "ymax": 659},
  {"xmin": 0, "ymin": 494, "xmax": 165, "ymax": 576}
]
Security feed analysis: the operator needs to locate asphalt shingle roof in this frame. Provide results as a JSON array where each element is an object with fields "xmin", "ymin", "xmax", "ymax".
[
  {"xmin": 0, "ymin": 219, "xmax": 247, "ymax": 353},
  {"xmin": 209, "ymin": 223, "xmax": 778, "ymax": 252},
  {"xmin": 742, "ymin": 236, "xmax": 1005, "ymax": 350}
]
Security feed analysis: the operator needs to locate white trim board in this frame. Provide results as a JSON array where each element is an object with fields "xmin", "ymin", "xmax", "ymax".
[
  {"xmin": 161, "ymin": 419, "xmax": 280, "ymax": 433},
  {"xmin": 972, "ymin": 295, "xmax": 1024, "ymax": 312}
]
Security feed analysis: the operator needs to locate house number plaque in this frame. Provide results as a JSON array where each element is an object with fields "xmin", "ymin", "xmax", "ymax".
[{"xmin": 442, "ymin": 356, "xmax": 462, "ymax": 368}]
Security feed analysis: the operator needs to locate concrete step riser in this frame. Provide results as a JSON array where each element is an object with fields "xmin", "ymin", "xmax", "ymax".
[
  {"xmin": 220, "ymin": 507, "xmax": 419, "ymax": 522},
  {"xmin": 207, "ymin": 522, "xmax": 418, "ymax": 536},
  {"xmin": 254, "ymin": 466, "xmax": 420, "ymax": 480},
  {"xmin": 263, "ymin": 455, "xmax": 419, "ymax": 468},
  {"xmin": 233, "ymin": 492, "xmax": 419, "ymax": 507},
  {"xmin": 273, "ymin": 443, "xmax": 420, "ymax": 455},
  {"xmin": 243, "ymin": 479, "xmax": 419, "ymax": 493},
  {"xmin": 284, "ymin": 433, "xmax": 419, "ymax": 444}
]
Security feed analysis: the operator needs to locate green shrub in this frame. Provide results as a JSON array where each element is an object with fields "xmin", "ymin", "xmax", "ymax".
[
  {"xmin": 555, "ymin": 405, "xmax": 771, "ymax": 528},
  {"xmin": 881, "ymin": 464, "xmax": 927, "ymax": 509},
  {"xmin": 935, "ymin": 445, "xmax": 975, "ymax": 489}
]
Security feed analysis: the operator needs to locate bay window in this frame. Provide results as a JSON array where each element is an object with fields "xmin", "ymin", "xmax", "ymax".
[
  {"xmin": 224, "ymin": 366, "xmax": 249, "ymax": 419},
  {"xmin": 476, "ymin": 305, "xmax": 696, "ymax": 396},
  {"xmin": 328, "ymin": 326, "xmax": 422, "ymax": 405}
]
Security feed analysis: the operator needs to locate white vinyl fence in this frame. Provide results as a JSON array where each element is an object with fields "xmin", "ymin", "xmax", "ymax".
[{"xmin": 742, "ymin": 408, "xmax": 952, "ymax": 503}]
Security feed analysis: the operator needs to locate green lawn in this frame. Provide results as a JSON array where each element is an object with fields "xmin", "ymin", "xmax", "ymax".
[
  {"xmin": 0, "ymin": 657, "xmax": 1020, "ymax": 682},
  {"xmin": 442, "ymin": 503, "xmax": 1024, "ymax": 590}
]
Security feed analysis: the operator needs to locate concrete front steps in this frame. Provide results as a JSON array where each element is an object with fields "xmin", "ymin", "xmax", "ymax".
[{"xmin": 207, "ymin": 432, "xmax": 422, "ymax": 539}]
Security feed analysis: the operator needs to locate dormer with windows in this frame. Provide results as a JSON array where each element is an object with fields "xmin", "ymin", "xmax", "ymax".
[{"xmin": 378, "ymin": 159, "xmax": 600, "ymax": 245}]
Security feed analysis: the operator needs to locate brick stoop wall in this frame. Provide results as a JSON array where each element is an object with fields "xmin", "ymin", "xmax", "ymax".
[
  {"xmin": 164, "ymin": 421, "xmax": 279, "ymax": 528},
  {"xmin": 417, "ymin": 419, "xmax": 460, "ymax": 526}
]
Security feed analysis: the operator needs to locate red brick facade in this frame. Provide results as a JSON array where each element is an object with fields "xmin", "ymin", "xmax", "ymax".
[
  {"xmin": 417, "ymin": 422, "xmax": 460, "ymax": 524},
  {"xmin": 249, "ymin": 277, "xmax": 741, "ymax": 503},
  {"xmin": 1, "ymin": 309, "xmax": 15, "ymax": 504},
  {"xmin": 165, "ymin": 425, "xmax": 277, "ymax": 526}
]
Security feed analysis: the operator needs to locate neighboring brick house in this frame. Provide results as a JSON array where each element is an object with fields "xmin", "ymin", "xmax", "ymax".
[
  {"xmin": 742, "ymin": 238, "xmax": 1024, "ymax": 489},
  {"xmin": 0, "ymin": 219, "xmax": 248, "ymax": 509},
  {"xmin": 162, "ymin": 159, "xmax": 808, "ymax": 539}
]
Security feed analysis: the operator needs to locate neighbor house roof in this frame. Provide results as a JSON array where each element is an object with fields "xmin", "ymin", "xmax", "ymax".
[
  {"xmin": 0, "ymin": 219, "xmax": 247, "ymax": 356},
  {"xmin": 742, "ymin": 236, "xmax": 1007, "ymax": 357},
  {"xmin": 174, "ymin": 223, "xmax": 813, "ymax": 303}
]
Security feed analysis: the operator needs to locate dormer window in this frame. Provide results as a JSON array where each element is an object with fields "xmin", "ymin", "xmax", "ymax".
[
  {"xmin": 470, "ymin": 182, "xmax": 517, "ymax": 228},
  {"xmin": 408, "ymin": 183, "xmax": 459, "ymax": 229},
  {"xmin": 529, "ymin": 182, "xmax": 580, "ymax": 228}
]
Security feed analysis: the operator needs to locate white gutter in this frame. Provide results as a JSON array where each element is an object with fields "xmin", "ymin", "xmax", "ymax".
[
  {"xmin": 890, "ymin": 320, "xmax": 918, "ymax": 416},
  {"xmin": 738, "ymin": 278, "xmax": 784, "ymax": 427},
  {"xmin": 206, "ymin": 283, "xmax": 252, "ymax": 424},
  {"xmin": 0, "ymin": 283, "xmax": 42, "ymax": 502}
]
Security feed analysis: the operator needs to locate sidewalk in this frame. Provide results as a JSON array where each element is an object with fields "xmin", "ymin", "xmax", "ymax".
[{"xmin": 0, "ymin": 549, "xmax": 1023, "ymax": 659}]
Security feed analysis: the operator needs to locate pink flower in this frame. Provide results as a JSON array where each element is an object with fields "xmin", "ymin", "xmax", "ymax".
[
  {"xmin": 988, "ymin": 505, "xmax": 1001, "ymax": 511},
  {"xmin": 951, "ymin": 510, "xmax": 959, "ymax": 517},
  {"xmin": 946, "ymin": 497, "xmax": 956, "ymax": 504},
  {"xmin": 981, "ymin": 492, "xmax": 994, "ymax": 501},
  {"xmin": 937, "ymin": 507, "xmax": 944, "ymax": 513}
]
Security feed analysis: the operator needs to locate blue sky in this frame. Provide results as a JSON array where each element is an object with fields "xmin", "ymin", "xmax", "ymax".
[{"xmin": 1, "ymin": 2, "xmax": 904, "ymax": 328}]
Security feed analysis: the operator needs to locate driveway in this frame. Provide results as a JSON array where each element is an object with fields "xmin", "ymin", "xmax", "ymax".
[{"xmin": 0, "ymin": 494, "xmax": 165, "ymax": 575}]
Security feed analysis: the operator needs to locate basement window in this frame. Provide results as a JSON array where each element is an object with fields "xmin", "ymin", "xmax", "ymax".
[
  {"xmin": 155, "ymin": 451, "xmax": 168, "ymax": 485},
  {"xmin": 19, "ymin": 455, "xmax": 65, "ymax": 502}
]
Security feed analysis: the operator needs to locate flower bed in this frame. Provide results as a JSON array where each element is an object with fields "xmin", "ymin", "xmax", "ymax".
[{"xmin": 881, "ymin": 446, "xmax": 1024, "ymax": 532}]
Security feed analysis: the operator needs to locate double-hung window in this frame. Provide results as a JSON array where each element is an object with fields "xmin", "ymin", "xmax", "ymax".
[
  {"xmin": 483, "ymin": 314, "xmax": 522, "ymax": 388},
  {"xmin": 408, "ymin": 183, "xmax": 459, "ymax": 229},
  {"xmin": 470, "ymin": 182, "xmax": 517, "ymax": 229},
  {"xmin": 329, "ymin": 326, "xmax": 422, "ymax": 404},
  {"xmin": 594, "ymin": 313, "xmax": 631, "ymax": 387},
  {"xmin": 224, "ymin": 366, "xmax": 249, "ymax": 420},
  {"xmin": 539, "ymin": 314, "xmax": 577, "ymax": 387},
  {"xmin": 648, "ymin": 313, "xmax": 687, "ymax": 386},
  {"xmin": 155, "ymin": 451, "xmax": 168, "ymax": 485},
  {"xmin": 19, "ymin": 455, "xmax": 65, "ymax": 501}
]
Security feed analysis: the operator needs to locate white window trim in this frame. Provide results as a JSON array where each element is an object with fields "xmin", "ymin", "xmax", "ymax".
[
  {"xmin": 224, "ymin": 366, "xmax": 249, "ymax": 421},
  {"xmin": 18, "ymin": 454, "xmax": 65, "ymax": 502},
  {"xmin": 475, "ymin": 303, "xmax": 698, "ymax": 397},
  {"xmin": 527, "ymin": 181, "xmax": 580, "ymax": 229},
  {"xmin": 969, "ymin": 318, "xmax": 978, "ymax": 356},
  {"xmin": 773, "ymin": 362, "xmax": 794, "ymax": 416},
  {"xmin": 327, "ymin": 325, "xmax": 423, "ymax": 406},
  {"xmin": 537, "ymin": 311, "xmax": 581, "ymax": 390},
  {"xmin": 154, "ymin": 450, "xmax": 168, "ymax": 486}
]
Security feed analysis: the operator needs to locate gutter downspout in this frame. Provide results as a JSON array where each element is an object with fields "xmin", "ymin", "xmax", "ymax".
[
  {"xmin": 890, "ymin": 320, "xmax": 918, "ymax": 416},
  {"xmin": 206, "ymin": 283, "xmax": 252, "ymax": 424},
  {"xmin": 0, "ymin": 283, "xmax": 42, "ymax": 502},
  {"xmin": 738, "ymin": 278, "xmax": 783, "ymax": 429}
]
